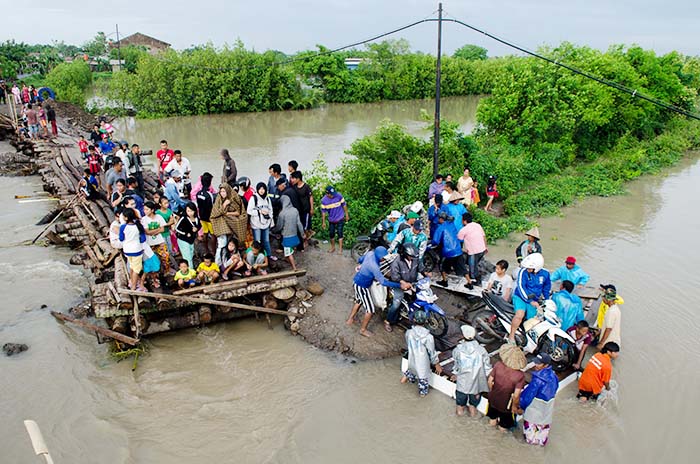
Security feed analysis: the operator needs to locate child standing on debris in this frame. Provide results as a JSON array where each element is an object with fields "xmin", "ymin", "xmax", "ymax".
[
  {"xmin": 401, "ymin": 309, "xmax": 442, "ymax": 397},
  {"xmin": 78, "ymin": 135, "xmax": 89, "ymax": 160},
  {"xmin": 175, "ymin": 202, "xmax": 201, "ymax": 269},
  {"xmin": 119, "ymin": 208, "xmax": 147, "ymax": 291}
]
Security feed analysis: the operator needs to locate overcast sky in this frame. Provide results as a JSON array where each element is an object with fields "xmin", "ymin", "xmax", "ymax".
[{"xmin": 1, "ymin": 0, "xmax": 698, "ymax": 56}]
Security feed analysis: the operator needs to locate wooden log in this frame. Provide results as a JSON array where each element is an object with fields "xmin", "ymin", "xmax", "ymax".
[
  {"xmin": 51, "ymin": 311, "xmax": 139, "ymax": 346},
  {"xmin": 208, "ymin": 276, "xmax": 299, "ymax": 300},
  {"xmin": 50, "ymin": 158, "xmax": 76, "ymax": 194},
  {"xmin": 86, "ymin": 200, "xmax": 110, "ymax": 231},
  {"xmin": 72, "ymin": 205, "xmax": 100, "ymax": 245},
  {"xmin": 173, "ymin": 269, "xmax": 307, "ymax": 296},
  {"xmin": 83, "ymin": 244, "xmax": 103, "ymax": 269},
  {"xmin": 120, "ymin": 289, "xmax": 302, "ymax": 318},
  {"xmin": 114, "ymin": 255, "xmax": 129, "ymax": 290},
  {"xmin": 106, "ymin": 282, "xmax": 123, "ymax": 305}
]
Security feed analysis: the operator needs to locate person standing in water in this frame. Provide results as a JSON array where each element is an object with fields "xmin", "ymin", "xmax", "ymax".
[
  {"xmin": 519, "ymin": 353, "xmax": 559, "ymax": 446},
  {"xmin": 401, "ymin": 309, "xmax": 442, "ymax": 397},
  {"xmin": 221, "ymin": 148, "xmax": 237, "ymax": 186}
]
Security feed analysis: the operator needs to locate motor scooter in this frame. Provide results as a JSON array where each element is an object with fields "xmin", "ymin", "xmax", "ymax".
[
  {"xmin": 472, "ymin": 292, "xmax": 576, "ymax": 371},
  {"xmin": 394, "ymin": 277, "xmax": 449, "ymax": 337}
]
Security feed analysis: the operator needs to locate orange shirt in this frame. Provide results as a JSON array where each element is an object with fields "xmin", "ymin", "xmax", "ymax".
[{"xmin": 578, "ymin": 353, "xmax": 612, "ymax": 394}]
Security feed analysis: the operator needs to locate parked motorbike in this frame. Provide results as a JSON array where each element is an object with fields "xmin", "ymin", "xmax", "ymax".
[
  {"xmin": 394, "ymin": 277, "xmax": 449, "ymax": 337},
  {"xmin": 351, "ymin": 229, "xmax": 388, "ymax": 260},
  {"xmin": 472, "ymin": 292, "xmax": 576, "ymax": 371}
]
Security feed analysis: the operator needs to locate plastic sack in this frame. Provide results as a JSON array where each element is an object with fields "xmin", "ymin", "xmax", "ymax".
[
  {"xmin": 598, "ymin": 380, "xmax": 619, "ymax": 409},
  {"xmin": 370, "ymin": 281, "xmax": 388, "ymax": 309}
]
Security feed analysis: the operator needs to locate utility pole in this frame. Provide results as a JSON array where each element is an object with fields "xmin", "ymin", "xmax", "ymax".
[
  {"xmin": 432, "ymin": 3, "xmax": 443, "ymax": 179},
  {"xmin": 116, "ymin": 24, "xmax": 121, "ymax": 71}
]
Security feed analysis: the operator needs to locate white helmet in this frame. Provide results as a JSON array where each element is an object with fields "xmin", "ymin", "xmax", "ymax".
[
  {"xmin": 521, "ymin": 252, "xmax": 544, "ymax": 273},
  {"xmin": 410, "ymin": 201, "xmax": 424, "ymax": 213}
]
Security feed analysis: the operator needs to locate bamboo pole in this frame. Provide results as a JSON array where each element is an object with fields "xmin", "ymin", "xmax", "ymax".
[
  {"xmin": 172, "ymin": 269, "xmax": 307, "ymax": 296},
  {"xmin": 51, "ymin": 311, "xmax": 140, "ymax": 345},
  {"xmin": 120, "ymin": 289, "xmax": 303, "ymax": 318}
]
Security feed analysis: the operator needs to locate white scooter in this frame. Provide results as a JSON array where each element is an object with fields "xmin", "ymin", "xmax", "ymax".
[{"xmin": 473, "ymin": 292, "xmax": 577, "ymax": 371}]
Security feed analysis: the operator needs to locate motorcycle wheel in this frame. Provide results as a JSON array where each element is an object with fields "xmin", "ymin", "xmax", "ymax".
[
  {"xmin": 472, "ymin": 309, "xmax": 501, "ymax": 344},
  {"xmin": 427, "ymin": 312, "xmax": 448, "ymax": 337},
  {"xmin": 423, "ymin": 252, "xmax": 436, "ymax": 273},
  {"xmin": 351, "ymin": 241, "xmax": 370, "ymax": 260},
  {"xmin": 537, "ymin": 334, "xmax": 576, "ymax": 372}
]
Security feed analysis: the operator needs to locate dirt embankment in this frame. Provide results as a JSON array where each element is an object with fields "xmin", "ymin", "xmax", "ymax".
[{"xmin": 295, "ymin": 247, "xmax": 483, "ymax": 360}]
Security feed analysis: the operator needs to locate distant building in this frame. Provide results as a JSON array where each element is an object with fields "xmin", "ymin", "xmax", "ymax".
[
  {"xmin": 109, "ymin": 59, "xmax": 125, "ymax": 72},
  {"xmin": 115, "ymin": 33, "xmax": 171, "ymax": 54},
  {"xmin": 344, "ymin": 58, "xmax": 366, "ymax": 70}
]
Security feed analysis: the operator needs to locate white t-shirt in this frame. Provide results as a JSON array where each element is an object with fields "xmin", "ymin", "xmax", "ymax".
[
  {"xmin": 165, "ymin": 157, "xmax": 191, "ymax": 176},
  {"xmin": 601, "ymin": 304, "xmax": 622, "ymax": 347},
  {"xmin": 141, "ymin": 215, "xmax": 166, "ymax": 246},
  {"xmin": 487, "ymin": 272, "xmax": 514, "ymax": 298}
]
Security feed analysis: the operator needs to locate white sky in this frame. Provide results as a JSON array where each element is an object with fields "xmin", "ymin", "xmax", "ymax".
[{"xmin": 1, "ymin": 0, "xmax": 698, "ymax": 56}]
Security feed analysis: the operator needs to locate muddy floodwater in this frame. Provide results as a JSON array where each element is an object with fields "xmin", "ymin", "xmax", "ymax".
[
  {"xmin": 112, "ymin": 96, "xmax": 481, "ymax": 182},
  {"xmin": 2, "ymin": 101, "xmax": 700, "ymax": 463}
]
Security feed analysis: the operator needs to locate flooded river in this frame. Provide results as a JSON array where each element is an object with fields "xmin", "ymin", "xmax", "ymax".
[
  {"xmin": 112, "ymin": 96, "xmax": 481, "ymax": 182},
  {"xmin": 2, "ymin": 100, "xmax": 700, "ymax": 463}
]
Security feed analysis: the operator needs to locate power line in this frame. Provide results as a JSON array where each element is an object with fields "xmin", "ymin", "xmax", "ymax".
[{"xmin": 442, "ymin": 17, "xmax": 700, "ymax": 122}]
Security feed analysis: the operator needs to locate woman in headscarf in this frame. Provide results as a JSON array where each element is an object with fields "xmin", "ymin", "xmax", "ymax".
[
  {"xmin": 220, "ymin": 149, "xmax": 237, "ymax": 186},
  {"xmin": 247, "ymin": 182, "xmax": 275, "ymax": 259},
  {"xmin": 211, "ymin": 183, "xmax": 248, "ymax": 266}
]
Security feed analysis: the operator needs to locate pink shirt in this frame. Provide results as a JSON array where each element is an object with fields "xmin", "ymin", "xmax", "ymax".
[{"xmin": 457, "ymin": 222, "xmax": 487, "ymax": 254}]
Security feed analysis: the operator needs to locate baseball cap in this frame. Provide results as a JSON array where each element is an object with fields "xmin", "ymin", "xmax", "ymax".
[
  {"xmin": 565, "ymin": 256, "xmax": 576, "ymax": 264},
  {"xmin": 325, "ymin": 185, "xmax": 336, "ymax": 194},
  {"xmin": 170, "ymin": 170, "xmax": 182, "ymax": 178},
  {"xmin": 388, "ymin": 210, "xmax": 401, "ymax": 219},
  {"xmin": 275, "ymin": 178, "xmax": 287, "ymax": 186},
  {"xmin": 534, "ymin": 353, "xmax": 552, "ymax": 365},
  {"xmin": 413, "ymin": 220, "xmax": 423, "ymax": 231},
  {"xmin": 407, "ymin": 211, "xmax": 420, "ymax": 219}
]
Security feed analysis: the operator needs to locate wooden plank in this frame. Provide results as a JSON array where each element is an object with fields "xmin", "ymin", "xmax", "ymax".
[
  {"xmin": 120, "ymin": 289, "xmax": 303, "ymax": 318},
  {"xmin": 51, "ymin": 311, "xmax": 140, "ymax": 346},
  {"xmin": 172, "ymin": 269, "xmax": 307, "ymax": 296}
]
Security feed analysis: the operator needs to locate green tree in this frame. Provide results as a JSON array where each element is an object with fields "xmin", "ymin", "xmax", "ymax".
[
  {"xmin": 453, "ymin": 44, "xmax": 488, "ymax": 61},
  {"xmin": 45, "ymin": 61, "xmax": 93, "ymax": 105},
  {"xmin": 83, "ymin": 32, "xmax": 107, "ymax": 58}
]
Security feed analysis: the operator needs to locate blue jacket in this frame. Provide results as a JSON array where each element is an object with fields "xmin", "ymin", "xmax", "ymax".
[
  {"xmin": 428, "ymin": 204, "xmax": 448, "ymax": 236},
  {"xmin": 551, "ymin": 290, "xmax": 584, "ymax": 330},
  {"xmin": 432, "ymin": 221, "xmax": 462, "ymax": 258},
  {"xmin": 514, "ymin": 268, "xmax": 552, "ymax": 304},
  {"xmin": 445, "ymin": 202, "xmax": 467, "ymax": 230},
  {"xmin": 519, "ymin": 366, "xmax": 559, "ymax": 409},
  {"xmin": 164, "ymin": 181, "xmax": 186, "ymax": 211},
  {"xmin": 353, "ymin": 249, "xmax": 401, "ymax": 289},
  {"xmin": 551, "ymin": 264, "xmax": 590, "ymax": 286}
]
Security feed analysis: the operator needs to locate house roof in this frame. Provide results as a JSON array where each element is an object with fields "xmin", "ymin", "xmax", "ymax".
[{"xmin": 118, "ymin": 32, "xmax": 171, "ymax": 48}]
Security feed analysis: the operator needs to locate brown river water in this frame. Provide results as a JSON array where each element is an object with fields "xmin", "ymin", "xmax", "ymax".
[{"xmin": 2, "ymin": 99, "xmax": 700, "ymax": 463}]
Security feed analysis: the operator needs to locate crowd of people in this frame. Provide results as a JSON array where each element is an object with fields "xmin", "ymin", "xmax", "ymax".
[
  {"xmin": 346, "ymin": 167, "xmax": 623, "ymax": 447},
  {"xmin": 1, "ymin": 80, "xmax": 59, "ymax": 140},
  {"xmin": 75, "ymin": 122, "xmax": 349, "ymax": 293}
]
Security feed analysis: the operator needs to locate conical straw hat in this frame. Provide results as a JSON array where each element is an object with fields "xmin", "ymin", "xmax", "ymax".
[
  {"xmin": 524, "ymin": 226, "xmax": 540, "ymax": 240},
  {"xmin": 498, "ymin": 343, "xmax": 527, "ymax": 370}
]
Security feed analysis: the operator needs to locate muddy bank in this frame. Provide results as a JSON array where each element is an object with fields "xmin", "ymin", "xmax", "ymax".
[{"xmin": 295, "ymin": 247, "xmax": 484, "ymax": 360}]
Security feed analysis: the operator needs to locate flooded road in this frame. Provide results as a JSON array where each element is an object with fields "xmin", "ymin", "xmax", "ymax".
[{"xmin": 2, "ymin": 102, "xmax": 700, "ymax": 462}]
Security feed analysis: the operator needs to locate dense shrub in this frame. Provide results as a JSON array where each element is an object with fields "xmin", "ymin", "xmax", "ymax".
[{"xmin": 44, "ymin": 61, "xmax": 92, "ymax": 106}]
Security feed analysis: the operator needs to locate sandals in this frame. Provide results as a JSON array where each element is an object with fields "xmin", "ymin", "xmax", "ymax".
[{"xmin": 384, "ymin": 322, "xmax": 393, "ymax": 333}]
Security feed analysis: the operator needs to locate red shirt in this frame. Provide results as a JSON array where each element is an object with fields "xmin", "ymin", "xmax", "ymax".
[
  {"xmin": 156, "ymin": 149, "xmax": 175, "ymax": 170},
  {"xmin": 78, "ymin": 140, "xmax": 89, "ymax": 153}
]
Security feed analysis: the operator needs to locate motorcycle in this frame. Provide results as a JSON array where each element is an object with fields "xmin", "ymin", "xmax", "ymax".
[
  {"xmin": 351, "ymin": 228, "xmax": 388, "ymax": 260},
  {"xmin": 472, "ymin": 292, "xmax": 576, "ymax": 371},
  {"xmin": 394, "ymin": 277, "xmax": 449, "ymax": 337}
]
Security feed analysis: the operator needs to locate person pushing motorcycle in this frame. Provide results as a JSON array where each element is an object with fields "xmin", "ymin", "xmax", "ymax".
[
  {"xmin": 509, "ymin": 253, "xmax": 551, "ymax": 343},
  {"xmin": 384, "ymin": 243, "xmax": 421, "ymax": 333}
]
